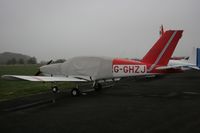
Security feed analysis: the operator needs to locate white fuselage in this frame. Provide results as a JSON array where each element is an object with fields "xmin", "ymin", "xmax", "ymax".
[{"xmin": 40, "ymin": 56, "xmax": 149, "ymax": 81}]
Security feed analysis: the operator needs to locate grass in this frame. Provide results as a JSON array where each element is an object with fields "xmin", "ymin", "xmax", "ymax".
[{"xmin": 0, "ymin": 65, "xmax": 74, "ymax": 101}]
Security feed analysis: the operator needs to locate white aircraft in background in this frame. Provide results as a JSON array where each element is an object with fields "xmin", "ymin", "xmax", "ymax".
[
  {"xmin": 2, "ymin": 28, "xmax": 183, "ymax": 96},
  {"xmin": 167, "ymin": 47, "xmax": 200, "ymax": 70}
]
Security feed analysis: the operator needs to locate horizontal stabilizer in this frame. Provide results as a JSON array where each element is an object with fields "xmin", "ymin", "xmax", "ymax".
[{"xmin": 156, "ymin": 65, "xmax": 200, "ymax": 70}]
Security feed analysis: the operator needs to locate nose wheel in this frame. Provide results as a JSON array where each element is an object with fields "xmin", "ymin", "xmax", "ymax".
[{"xmin": 52, "ymin": 86, "xmax": 59, "ymax": 93}]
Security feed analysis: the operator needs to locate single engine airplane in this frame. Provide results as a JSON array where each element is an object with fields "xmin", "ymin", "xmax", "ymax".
[{"xmin": 2, "ymin": 28, "xmax": 183, "ymax": 96}]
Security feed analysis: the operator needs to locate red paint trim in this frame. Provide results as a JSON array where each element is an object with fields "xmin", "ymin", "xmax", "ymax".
[{"xmin": 141, "ymin": 30, "xmax": 183, "ymax": 66}]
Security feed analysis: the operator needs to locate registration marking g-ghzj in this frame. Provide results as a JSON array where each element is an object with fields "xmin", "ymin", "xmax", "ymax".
[{"xmin": 113, "ymin": 65, "xmax": 147, "ymax": 77}]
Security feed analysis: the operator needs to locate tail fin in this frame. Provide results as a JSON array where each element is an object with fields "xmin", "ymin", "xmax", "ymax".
[{"xmin": 141, "ymin": 30, "xmax": 183, "ymax": 71}]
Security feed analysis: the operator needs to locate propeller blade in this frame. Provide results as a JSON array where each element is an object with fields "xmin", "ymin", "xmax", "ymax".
[
  {"xmin": 35, "ymin": 70, "xmax": 41, "ymax": 76},
  {"xmin": 47, "ymin": 60, "xmax": 53, "ymax": 65},
  {"xmin": 35, "ymin": 60, "xmax": 52, "ymax": 76}
]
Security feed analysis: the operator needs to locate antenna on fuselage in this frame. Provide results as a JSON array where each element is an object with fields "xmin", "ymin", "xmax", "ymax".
[{"xmin": 159, "ymin": 25, "xmax": 164, "ymax": 36}]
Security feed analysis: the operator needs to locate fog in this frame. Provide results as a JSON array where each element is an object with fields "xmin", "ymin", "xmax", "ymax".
[{"xmin": 0, "ymin": 0, "xmax": 200, "ymax": 61}]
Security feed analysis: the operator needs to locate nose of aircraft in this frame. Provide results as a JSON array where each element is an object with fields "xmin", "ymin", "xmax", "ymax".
[{"xmin": 40, "ymin": 63, "xmax": 61, "ymax": 76}]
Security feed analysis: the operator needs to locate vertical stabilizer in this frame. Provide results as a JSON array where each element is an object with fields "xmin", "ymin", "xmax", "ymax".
[{"xmin": 141, "ymin": 30, "xmax": 183, "ymax": 71}]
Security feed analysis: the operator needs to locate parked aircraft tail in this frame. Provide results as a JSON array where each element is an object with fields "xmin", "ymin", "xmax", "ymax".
[
  {"xmin": 197, "ymin": 48, "xmax": 200, "ymax": 68},
  {"xmin": 188, "ymin": 47, "xmax": 200, "ymax": 68},
  {"xmin": 141, "ymin": 30, "xmax": 183, "ymax": 71}
]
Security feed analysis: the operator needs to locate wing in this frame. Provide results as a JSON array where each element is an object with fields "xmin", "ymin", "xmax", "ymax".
[
  {"xmin": 1, "ymin": 75, "xmax": 88, "ymax": 82},
  {"xmin": 156, "ymin": 65, "xmax": 200, "ymax": 70}
]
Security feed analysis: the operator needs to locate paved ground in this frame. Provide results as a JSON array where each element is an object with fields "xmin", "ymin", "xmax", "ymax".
[{"xmin": 0, "ymin": 71, "xmax": 200, "ymax": 133}]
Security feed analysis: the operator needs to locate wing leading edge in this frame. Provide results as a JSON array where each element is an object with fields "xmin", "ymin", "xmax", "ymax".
[{"xmin": 1, "ymin": 75, "xmax": 87, "ymax": 82}]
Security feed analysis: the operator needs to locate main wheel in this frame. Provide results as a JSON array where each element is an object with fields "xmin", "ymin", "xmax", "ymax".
[{"xmin": 71, "ymin": 88, "xmax": 80, "ymax": 96}]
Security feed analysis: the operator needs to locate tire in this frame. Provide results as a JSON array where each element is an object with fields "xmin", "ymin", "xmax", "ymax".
[
  {"xmin": 52, "ymin": 86, "xmax": 58, "ymax": 93},
  {"xmin": 71, "ymin": 88, "xmax": 80, "ymax": 96},
  {"xmin": 94, "ymin": 83, "xmax": 102, "ymax": 91}
]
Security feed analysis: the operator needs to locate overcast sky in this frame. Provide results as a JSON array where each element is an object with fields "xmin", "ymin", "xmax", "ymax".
[{"xmin": 0, "ymin": 0, "xmax": 200, "ymax": 61}]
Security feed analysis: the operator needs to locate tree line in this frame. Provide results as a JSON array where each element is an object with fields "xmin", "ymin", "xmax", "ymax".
[
  {"xmin": 6, "ymin": 57, "xmax": 66, "ymax": 65},
  {"xmin": 6, "ymin": 57, "xmax": 37, "ymax": 65}
]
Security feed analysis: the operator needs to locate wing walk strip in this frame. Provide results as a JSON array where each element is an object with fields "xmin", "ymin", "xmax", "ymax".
[
  {"xmin": 31, "ymin": 76, "xmax": 44, "ymax": 82},
  {"xmin": 148, "ymin": 31, "xmax": 177, "ymax": 72}
]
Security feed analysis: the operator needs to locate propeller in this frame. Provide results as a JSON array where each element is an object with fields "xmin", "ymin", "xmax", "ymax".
[
  {"xmin": 35, "ymin": 70, "xmax": 42, "ymax": 76},
  {"xmin": 35, "ymin": 60, "xmax": 53, "ymax": 76},
  {"xmin": 46, "ymin": 60, "xmax": 53, "ymax": 65}
]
